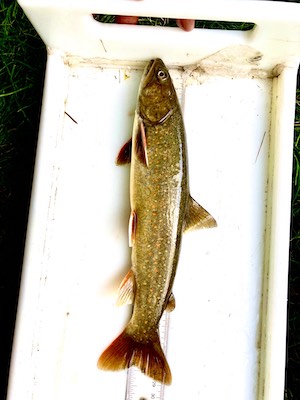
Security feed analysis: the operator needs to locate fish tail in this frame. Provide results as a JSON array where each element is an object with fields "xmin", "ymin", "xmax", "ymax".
[{"xmin": 97, "ymin": 328, "xmax": 172, "ymax": 385}]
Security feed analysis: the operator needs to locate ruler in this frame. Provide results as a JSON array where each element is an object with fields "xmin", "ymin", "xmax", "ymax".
[{"xmin": 125, "ymin": 312, "xmax": 170, "ymax": 400}]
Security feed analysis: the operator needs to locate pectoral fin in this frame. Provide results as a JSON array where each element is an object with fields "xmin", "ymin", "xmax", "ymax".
[
  {"xmin": 116, "ymin": 137, "xmax": 132, "ymax": 165},
  {"xmin": 184, "ymin": 195, "xmax": 217, "ymax": 232},
  {"xmin": 135, "ymin": 119, "xmax": 149, "ymax": 167},
  {"xmin": 116, "ymin": 269, "xmax": 135, "ymax": 306},
  {"xmin": 116, "ymin": 118, "xmax": 148, "ymax": 167}
]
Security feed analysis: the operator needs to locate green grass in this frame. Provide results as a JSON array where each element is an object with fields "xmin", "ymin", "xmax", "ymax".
[
  {"xmin": 286, "ymin": 89, "xmax": 300, "ymax": 399},
  {"xmin": 0, "ymin": 1, "xmax": 45, "ymax": 206},
  {"xmin": 93, "ymin": 14, "xmax": 255, "ymax": 30},
  {"xmin": 1, "ymin": 3, "xmax": 299, "ymax": 399},
  {"xmin": 0, "ymin": 1, "xmax": 46, "ymax": 398}
]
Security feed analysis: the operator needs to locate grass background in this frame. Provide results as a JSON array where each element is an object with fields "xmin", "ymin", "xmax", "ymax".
[
  {"xmin": 0, "ymin": 1, "xmax": 299, "ymax": 399},
  {"xmin": 0, "ymin": 2, "xmax": 46, "ymax": 398}
]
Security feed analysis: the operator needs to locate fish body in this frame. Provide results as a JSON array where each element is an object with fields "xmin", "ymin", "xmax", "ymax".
[{"xmin": 98, "ymin": 59, "xmax": 216, "ymax": 385}]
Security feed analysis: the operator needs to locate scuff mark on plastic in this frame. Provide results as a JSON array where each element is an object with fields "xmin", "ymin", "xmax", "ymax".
[
  {"xmin": 100, "ymin": 39, "xmax": 107, "ymax": 53},
  {"xmin": 64, "ymin": 112, "xmax": 78, "ymax": 124},
  {"xmin": 255, "ymin": 131, "xmax": 267, "ymax": 163}
]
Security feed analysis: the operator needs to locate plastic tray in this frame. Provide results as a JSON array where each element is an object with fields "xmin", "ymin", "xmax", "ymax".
[{"xmin": 7, "ymin": 1, "xmax": 300, "ymax": 399}]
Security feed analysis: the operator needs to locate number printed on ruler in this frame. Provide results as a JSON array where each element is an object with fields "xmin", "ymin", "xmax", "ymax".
[{"xmin": 125, "ymin": 312, "xmax": 170, "ymax": 400}]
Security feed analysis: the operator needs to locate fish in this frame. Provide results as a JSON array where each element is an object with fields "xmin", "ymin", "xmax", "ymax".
[{"xmin": 97, "ymin": 58, "xmax": 217, "ymax": 385}]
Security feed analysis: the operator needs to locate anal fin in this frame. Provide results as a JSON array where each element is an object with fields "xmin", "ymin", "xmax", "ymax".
[
  {"xmin": 116, "ymin": 269, "xmax": 135, "ymax": 306},
  {"xmin": 184, "ymin": 195, "xmax": 217, "ymax": 231}
]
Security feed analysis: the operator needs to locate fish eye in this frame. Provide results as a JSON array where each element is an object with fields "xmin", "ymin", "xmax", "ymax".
[{"xmin": 157, "ymin": 69, "xmax": 168, "ymax": 81}]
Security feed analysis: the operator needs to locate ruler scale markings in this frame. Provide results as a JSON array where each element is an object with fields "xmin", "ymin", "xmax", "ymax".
[{"xmin": 125, "ymin": 312, "xmax": 170, "ymax": 400}]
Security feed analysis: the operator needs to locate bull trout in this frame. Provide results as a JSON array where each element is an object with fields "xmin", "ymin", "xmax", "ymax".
[{"xmin": 97, "ymin": 59, "xmax": 216, "ymax": 385}]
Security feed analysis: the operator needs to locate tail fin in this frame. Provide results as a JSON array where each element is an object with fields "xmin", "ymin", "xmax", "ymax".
[{"xmin": 97, "ymin": 329, "xmax": 172, "ymax": 385}]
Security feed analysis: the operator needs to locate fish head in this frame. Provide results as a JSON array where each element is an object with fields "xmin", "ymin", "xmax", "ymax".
[{"xmin": 138, "ymin": 59, "xmax": 179, "ymax": 125}]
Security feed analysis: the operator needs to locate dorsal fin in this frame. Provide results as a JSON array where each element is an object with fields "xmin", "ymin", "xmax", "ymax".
[{"xmin": 184, "ymin": 195, "xmax": 217, "ymax": 232}]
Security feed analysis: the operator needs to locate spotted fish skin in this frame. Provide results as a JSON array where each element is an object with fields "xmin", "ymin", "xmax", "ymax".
[{"xmin": 98, "ymin": 59, "xmax": 216, "ymax": 385}]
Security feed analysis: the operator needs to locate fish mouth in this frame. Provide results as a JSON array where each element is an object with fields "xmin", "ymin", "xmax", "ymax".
[
  {"xmin": 143, "ymin": 58, "xmax": 163, "ymax": 87},
  {"xmin": 145, "ymin": 59, "xmax": 155, "ymax": 76},
  {"xmin": 142, "ymin": 59, "xmax": 156, "ymax": 87}
]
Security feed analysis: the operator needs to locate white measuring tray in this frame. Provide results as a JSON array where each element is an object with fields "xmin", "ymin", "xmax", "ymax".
[{"xmin": 7, "ymin": 1, "xmax": 300, "ymax": 400}]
